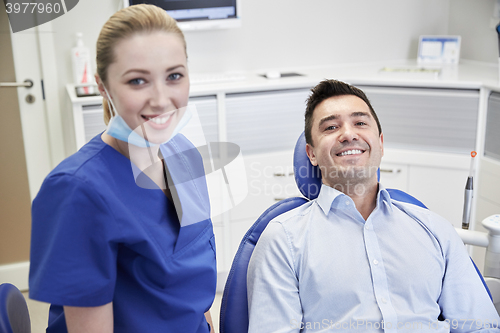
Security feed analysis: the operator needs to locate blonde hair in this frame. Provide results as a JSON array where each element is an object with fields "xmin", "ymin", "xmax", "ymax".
[{"xmin": 96, "ymin": 4, "xmax": 187, "ymax": 125}]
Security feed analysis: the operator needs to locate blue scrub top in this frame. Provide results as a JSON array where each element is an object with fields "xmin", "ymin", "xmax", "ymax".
[{"xmin": 29, "ymin": 134, "xmax": 217, "ymax": 332}]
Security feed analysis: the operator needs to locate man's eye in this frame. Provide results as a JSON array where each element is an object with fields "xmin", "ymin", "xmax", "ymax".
[
  {"xmin": 168, "ymin": 73, "xmax": 183, "ymax": 81},
  {"xmin": 356, "ymin": 122, "xmax": 367, "ymax": 126},
  {"xmin": 326, "ymin": 125, "xmax": 337, "ymax": 131},
  {"xmin": 128, "ymin": 78, "xmax": 145, "ymax": 85}
]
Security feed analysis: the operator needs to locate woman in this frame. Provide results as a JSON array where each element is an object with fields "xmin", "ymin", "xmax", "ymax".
[{"xmin": 29, "ymin": 5, "xmax": 216, "ymax": 332}]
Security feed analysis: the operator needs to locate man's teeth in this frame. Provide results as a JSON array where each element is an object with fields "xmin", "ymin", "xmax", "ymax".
[{"xmin": 338, "ymin": 149, "xmax": 363, "ymax": 156}]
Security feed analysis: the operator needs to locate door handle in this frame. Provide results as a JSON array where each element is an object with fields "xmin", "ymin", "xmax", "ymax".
[{"xmin": 0, "ymin": 79, "xmax": 33, "ymax": 88}]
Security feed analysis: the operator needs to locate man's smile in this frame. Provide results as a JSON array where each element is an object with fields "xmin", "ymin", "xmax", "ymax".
[{"xmin": 336, "ymin": 149, "xmax": 365, "ymax": 157}]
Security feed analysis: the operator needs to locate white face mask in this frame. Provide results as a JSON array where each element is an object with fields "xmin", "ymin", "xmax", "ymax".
[{"xmin": 102, "ymin": 85, "xmax": 193, "ymax": 148}]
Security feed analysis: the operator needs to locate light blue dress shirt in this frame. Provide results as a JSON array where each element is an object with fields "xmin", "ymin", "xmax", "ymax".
[{"xmin": 247, "ymin": 184, "xmax": 499, "ymax": 332}]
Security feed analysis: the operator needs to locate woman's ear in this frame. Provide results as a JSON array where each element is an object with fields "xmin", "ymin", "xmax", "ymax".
[{"xmin": 95, "ymin": 74, "xmax": 107, "ymax": 99}]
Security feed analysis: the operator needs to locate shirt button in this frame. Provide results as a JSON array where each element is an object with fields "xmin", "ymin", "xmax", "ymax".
[
  {"xmin": 345, "ymin": 201, "xmax": 350, "ymax": 206},
  {"xmin": 381, "ymin": 297, "xmax": 387, "ymax": 304},
  {"xmin": 365, "ymin": 224, "xmax": 370, "ymax": 230},
  {"xmin": 373, "ymin": 259, "xmax": 379, "ymax": 265}
]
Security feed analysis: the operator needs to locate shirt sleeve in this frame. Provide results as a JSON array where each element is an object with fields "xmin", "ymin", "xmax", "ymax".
[
  {"xmin": 247, "ymin": 221, "xmax": 303, "ymax": 333},
  {"xmin": 436, "ymin": 215, "xmax": 500, "ymax": 332},
  {"xmin": 29, "ymin": 174, "xmax": 120, "ymax": 307}
]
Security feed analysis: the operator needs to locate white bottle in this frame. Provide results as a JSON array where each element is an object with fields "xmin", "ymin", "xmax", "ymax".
[{"xmin": 71, "ymin": 32, "xmax": 94, "ymax": 95}]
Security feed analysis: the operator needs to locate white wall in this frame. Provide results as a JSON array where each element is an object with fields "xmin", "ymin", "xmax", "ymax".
[
  {"xmin": 184, "ymin": 0, "xmax": 449, "ymax": 73},
  {"xmin": 448, "ymin": 0, "xmax": 498, "ymax": 64},
  {"xmin": 53, "ymin": 0, "xmax": 450, "ymax": 88}
]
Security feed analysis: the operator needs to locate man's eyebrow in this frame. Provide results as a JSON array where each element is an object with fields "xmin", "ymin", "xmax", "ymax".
[
  {"xmin": 318, "ymin": 114, "xmax": 338, "ymax": 128},
  {"xmin": 351, "ymin": 111, "xmax": 370, "ymax": 118},
  {"xmin": 318, "ymin": 111, "xmax": 371, "ymax": 127}
]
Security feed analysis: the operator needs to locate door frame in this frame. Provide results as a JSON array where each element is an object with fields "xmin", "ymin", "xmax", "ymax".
[{"xmin": 1, "ymin": 15, "xmax": 64, "ymax": 290}]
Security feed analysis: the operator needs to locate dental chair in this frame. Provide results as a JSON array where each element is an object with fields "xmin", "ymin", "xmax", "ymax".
[
  {"xmin": 219, "ymin": 132, "xmax": 492, "ymax": 333},
  {"xmin": 0, "ymin": 283, "xmax": 31, "ymax": 333}
]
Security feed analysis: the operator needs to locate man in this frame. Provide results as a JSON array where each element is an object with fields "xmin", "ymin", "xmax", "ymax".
[{"xmin": 247, "ymin": 79, "xmax": 499, "ymax": 332}]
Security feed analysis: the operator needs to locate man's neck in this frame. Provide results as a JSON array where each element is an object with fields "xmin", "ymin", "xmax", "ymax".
[
  {"xmin": 349, "ymin": 183, "xmax": 379, "ymax": 221},
  {"xmin": 328, "ymin": 179, "xmax": 379, "ymax": 221}
]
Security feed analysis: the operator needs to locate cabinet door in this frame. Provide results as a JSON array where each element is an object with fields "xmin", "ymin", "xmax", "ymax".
[
  {"xmin": 359, "ymin": 86, "xmax": 479, "ymax": 154},
  {"xmin": 81, "ymin": 104, "xmax": 105, "ymax": 144},
  {"xmin": 484, "ymin": 92, "xmax": 500, "ymax": 161},
  {"xmin": 408, "ymin": 165, "xmax": 468, "ymax": 228},
  {"xmin": 229, "ymin": 150, "xmax": 298, "ymax": 222},
  {"xmin": 188, "ymin": 96, "xmax": 218, "ymax": 145},
  {"xmin": 225, "ymin": 89, "xmax": 309, "ymax": 155},
  {"xmin": 379, "ymin": 162, "xmax": 408, "ymax": 192}
]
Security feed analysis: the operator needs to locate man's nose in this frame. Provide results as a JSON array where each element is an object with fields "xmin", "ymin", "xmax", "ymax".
[{"xmin": 338, "ymin": 124, "xmax": 359, "ymax": 142}]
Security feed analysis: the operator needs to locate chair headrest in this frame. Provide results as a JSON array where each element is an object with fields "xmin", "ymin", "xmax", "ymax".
[{"xmin": 293, "ymin": 132, "xmax": 323, "ymax": 200}]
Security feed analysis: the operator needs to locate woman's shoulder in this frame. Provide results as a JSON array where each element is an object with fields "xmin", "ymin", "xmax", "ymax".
[{"xmin": 48, "ymin": 134, "xmax": 118, "ymax": 183}]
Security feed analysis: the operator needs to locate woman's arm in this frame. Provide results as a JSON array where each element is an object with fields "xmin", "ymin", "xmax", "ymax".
[
  {"xmin": 205, "ymin": 311, "xmax": 213, "ymax": 333},
  {"xmin": 64, "ymin": 302, "xmax": 114, "ymax": 333}
]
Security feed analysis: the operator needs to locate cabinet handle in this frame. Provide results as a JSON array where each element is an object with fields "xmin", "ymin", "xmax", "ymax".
[
  {"xmin": 273, "ymin": 172, "xmax": 295, "ymax": 177},
  {"xmin": 274, "ymin": 198, "xmax": 286, "ymax": 201},
  {"xmin": 380, "ymin": 168, "xmax": 401, "ymax": 174}
]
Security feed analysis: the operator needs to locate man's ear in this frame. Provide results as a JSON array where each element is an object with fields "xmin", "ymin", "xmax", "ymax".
[
  {"xmin": 95, "ymin": 74, "xmax": 107, "ymax": 99},
  {"xmin": 380, "ymin": 133, "xmax": 384, "ymax": 157},
  {"xmin": 305, "ymin": 143, "xmax": 318, "ymax": 166}
]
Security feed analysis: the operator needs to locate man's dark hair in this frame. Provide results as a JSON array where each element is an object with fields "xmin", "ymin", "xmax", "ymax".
[{"xmin": 304, "ymin": 79, "xmax": 382, "ymax": 146}]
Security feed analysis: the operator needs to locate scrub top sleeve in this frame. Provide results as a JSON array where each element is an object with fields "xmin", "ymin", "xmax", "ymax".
[{"xmin": 29, "ymin": 174, "xmax": 120, "ymax": 307}]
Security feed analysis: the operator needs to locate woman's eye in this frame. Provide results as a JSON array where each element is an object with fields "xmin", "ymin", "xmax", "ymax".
[
  {"xmin": 168, "ymin": 73, "xmax": 183, "ymax": 81},
  {"xmin": 128, "ymin": 78, "xmax": 145, "ymax": 85}
]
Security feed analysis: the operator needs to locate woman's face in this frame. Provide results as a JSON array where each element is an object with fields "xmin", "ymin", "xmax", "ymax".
[{"xmin": 102, "ymin": 31, "xmax": 189, "ymax": 143}]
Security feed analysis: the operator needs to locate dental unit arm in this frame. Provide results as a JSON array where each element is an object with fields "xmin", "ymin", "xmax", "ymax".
[{"xmin": 456, "ymin": 214, "xmax": 500, "ymax": 312}]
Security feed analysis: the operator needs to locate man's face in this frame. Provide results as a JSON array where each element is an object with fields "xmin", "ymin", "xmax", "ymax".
[{"xmin": 305, "ymin": 95, "xmax": 384, "ymax": 189}]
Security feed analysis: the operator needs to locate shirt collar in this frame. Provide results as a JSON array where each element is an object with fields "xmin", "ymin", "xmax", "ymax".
[
  {"xmin": 316, "ymin": 183, "xmax": 393, "ymax": 215},
  {"xmin": 377, "ymin": 183, "xmax": 394, "ymax": 213}
]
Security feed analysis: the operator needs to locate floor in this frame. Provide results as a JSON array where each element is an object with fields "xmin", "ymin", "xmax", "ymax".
[{"xmin": 23, "ymin": 292, "xmax": 223, "ymax": 333}]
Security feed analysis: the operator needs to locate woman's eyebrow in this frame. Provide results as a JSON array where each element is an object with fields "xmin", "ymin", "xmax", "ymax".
[
  {"xmin": 166, "ymin": 65, "xmax": 185, "ymax": 72},
  {"xmin": 122, "ymin": 68, "xmax": 149, "ymax": 76},
  {"xmin": 122, "ymin": 64, "xmax": 186, "ymax": 76}
]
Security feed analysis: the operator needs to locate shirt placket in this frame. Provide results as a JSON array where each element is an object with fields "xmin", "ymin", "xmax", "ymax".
[{"xmin": 363, "ymin": 207, "xmax": 399, "ymax": 333}]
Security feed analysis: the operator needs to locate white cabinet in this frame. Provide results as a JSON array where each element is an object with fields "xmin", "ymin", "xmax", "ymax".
[
  {"xmin": 359, "ymin": 86, "xmax": 479, "ymax": 154},
  {"xmin": 225, "ymin": 89, "xmax": 309, "ymax": 154},
  {"xmin": 474, "ymin": 91, "xmax": 500, "ymax": 271},
  {"xmin": 408, "ymin": 164, "xmax": 468, "ymax": 228},
  {"xmin": 379, "ymin": 162, "xmax": 409, "ymax": 192}
]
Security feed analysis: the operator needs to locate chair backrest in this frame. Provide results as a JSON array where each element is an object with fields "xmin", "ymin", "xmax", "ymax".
[
  {"xmin": 219, "ymin": 132, "xmax": 489, "ymax": 333},
  {"xmin": 0, "ymin": 283, "xmax": 31, "ymax": 333}
]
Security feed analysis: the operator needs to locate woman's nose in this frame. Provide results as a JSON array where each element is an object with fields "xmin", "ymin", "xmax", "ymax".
[{"xmin": 149, "ymin": 83, "xmax": 171, "ymax": 110}]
